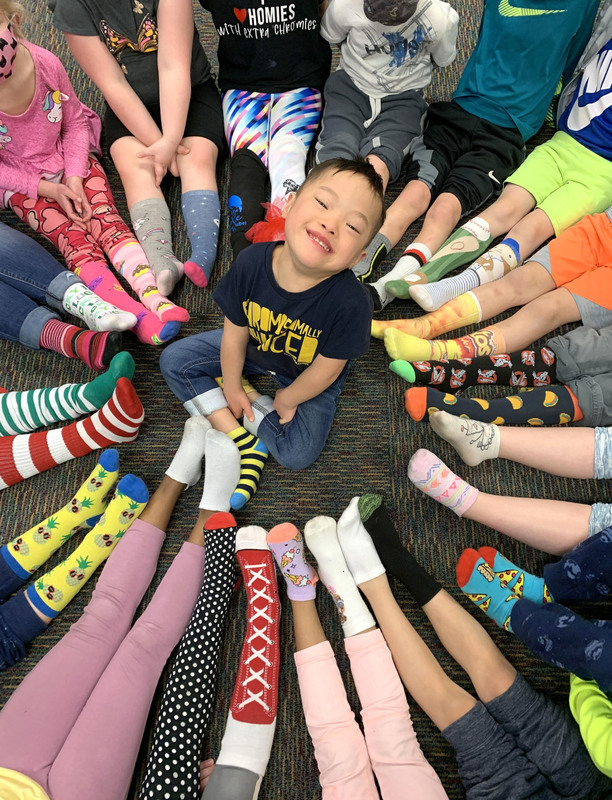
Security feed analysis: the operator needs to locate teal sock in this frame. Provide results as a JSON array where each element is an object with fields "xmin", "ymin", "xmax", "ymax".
[
  {"xmin": 456, "ymin": 549, "xmax": 518, "ymax": 631},
  {"xmin": 422, "ymin": 218, "xmax": 493, "ymax": 283},
  {"xmin": 182, "ymin": 190, "xmax": 221, "ymax": 287},
  {"xmin": 479, "ymin": 547, "xmax": 553, "ymax": 604},
  {"xmin": 82, "ymin": 352, "xmax": 135, "ymax": 408}
]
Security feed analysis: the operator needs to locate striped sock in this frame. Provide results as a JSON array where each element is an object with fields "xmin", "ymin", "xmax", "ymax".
[
  {"xmin": 0, "ymin": 378, "xmax": 144, "ymax": 491},
  {"xmin": 39, "ymin": 319, "xmax": 123, "ymax": 371},
  {"xmin": 0, "ymin": 353, "xmax": 135, "ymax": 435},
  {"xmin": 228, "ymin": 427, "xmax": 268, "ymax": 510}
]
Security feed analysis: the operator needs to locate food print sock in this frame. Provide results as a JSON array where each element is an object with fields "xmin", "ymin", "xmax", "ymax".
[{"xmin": 267, "ymin": 522, "xmax": 317, "ymax": 601}]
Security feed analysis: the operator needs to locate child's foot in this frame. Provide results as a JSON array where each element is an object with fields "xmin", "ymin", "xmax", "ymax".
[
  {"xmin": 456, "ymin": 549, "xmax": 518, "ymax": 631},
  {"xmin": 165, "ymin": 417, "xmax": 212, "ymax": 488},
  {"xmin": 157, "ymin": 258, "xmax": 185, "ymax": 296},
  {"xmin": 200, "ymin": 430, "xmax": 241, "ymax": 513},
  {"xmin": 82, "ymin": 351, "xmax": 136, "ymax": 409},
  {"xmin": 227, "ymin": 428, "xmax": 269, "ymax": 510},
  {"xmin": 336, "ymin": 497, "xmax": 385, "ymax": 584},
  {"xmin": 267, "ymin": 523, "xmax": 317, "ymax": 600},
  {"xmin": 131, "ymin": 309, "xmax": 181, "ymax": 346},
  {"xmin": 478, "ymin": 546, "xmax": 553, "ymax": 604},
  {"xmin": 303, "ymin": 516, "xmax": 375, "ymax": 637},
  {"xmin": 429, "ymin": 411, "xmax": 500, "ymax": 466},
  {"xmin": 408, "ymin": 449, "xmax": 479, "ymax": 517},
  {"xmin": 62, "ymin": 283, "xmax": 138, "ymax": 332},
  {"xmin": 388, "ymin": 360, "xmax": 416, "ymax": 383}
]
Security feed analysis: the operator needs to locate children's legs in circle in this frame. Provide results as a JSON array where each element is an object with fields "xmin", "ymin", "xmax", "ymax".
[
  {"xmin": 179, "ymin": 136, "xmax": 220, "ymax": 287},
  {"xmin": 497, "ymin": 425, "xmax": 596, "ymax": 477}
]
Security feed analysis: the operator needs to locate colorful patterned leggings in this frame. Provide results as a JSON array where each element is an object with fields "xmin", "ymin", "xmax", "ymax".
[{"xmin": 222, "ymin": 87, "xmax": 322, "ymax": 200}]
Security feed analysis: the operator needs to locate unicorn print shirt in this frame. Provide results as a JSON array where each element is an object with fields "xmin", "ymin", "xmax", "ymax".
[
  {"xmin": 0, "ymin": 41, "xmax": 100, "ymax": 201},
  {"xmin": 321, "ymin": 0, "xmax": 458, "ymax": 99}
]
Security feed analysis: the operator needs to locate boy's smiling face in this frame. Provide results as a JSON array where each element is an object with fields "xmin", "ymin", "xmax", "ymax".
[{"xmin": 281, "ymin": 169, "xmax": 381, "ymax": 281}]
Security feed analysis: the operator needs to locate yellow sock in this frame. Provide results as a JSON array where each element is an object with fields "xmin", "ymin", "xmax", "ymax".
[
  {"xmin": 25, "ymin": 474, "xmax": 148, "ymax": 618},
  {"xmin": 214, "ymin": 376, "xmax": 258, "ymax": 395},
  {"xmin": 371, "ymin": 292, "xmax": 481, "ymax": 341},
  {"xmin": 0, "ymin": 450, "xmax": 119, "ymax": 580},
  {"xmin": 228, "ymin": 427, "xmax": 268, "ymax": 511}
]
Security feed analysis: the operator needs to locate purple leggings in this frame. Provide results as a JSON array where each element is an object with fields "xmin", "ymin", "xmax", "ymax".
[{"xmin": 0, "ymin": 519, "xmax": 204, "ymax": 800}]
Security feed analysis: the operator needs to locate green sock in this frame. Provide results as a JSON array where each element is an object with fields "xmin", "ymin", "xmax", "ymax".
[
  {"xmin": 25, "ymin": 473, "xmax": 148, "ymax": 618},
  {"xmin": 0, "ymin": 352, "xmax": 134, "ymax": 435},
  {"xmin": 1, "ymin": 450, "xmax": 119, "ymax": 581},
  {"xmin": 421, "ymin": 217, "xmax": 493, "ymax": 283},
  {"xmin": 228, "ymin": 427, "xmax": 269, "ymax": 510}
]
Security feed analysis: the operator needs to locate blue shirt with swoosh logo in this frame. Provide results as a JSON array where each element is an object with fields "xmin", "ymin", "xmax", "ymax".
[
  {"xmin": 453, "ymin": 0, "xmax": 600, "ymax": 141},
  {"xmin": 558, "ymin": 36, "xmax": 612, "ymax": 162}
]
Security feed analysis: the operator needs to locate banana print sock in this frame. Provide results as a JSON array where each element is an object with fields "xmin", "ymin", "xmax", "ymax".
[{"xmin": 25, "ymin": 473, "xmax": 148, "ymax": 618}]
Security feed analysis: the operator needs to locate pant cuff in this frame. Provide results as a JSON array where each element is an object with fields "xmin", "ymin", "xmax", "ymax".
[
  {"xmin": 46, "ymin": 271, "xmax": 83, "ymax": 311},
  {"xmin": 244, "ymin": 394, "xmax": 274, "ymax": 436},
  {"xmin": 183, "ymin": 387, "xmax": 227, "ymax": 417}
]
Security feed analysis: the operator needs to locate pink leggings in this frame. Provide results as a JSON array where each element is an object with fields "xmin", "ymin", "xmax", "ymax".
[
  {"xmin": 0, "ymin": 520, "xmax": 204, "ymax": 800},
  {"xmin": 295, "ymin": 630, "xmax": 448, "ymax": 800}
]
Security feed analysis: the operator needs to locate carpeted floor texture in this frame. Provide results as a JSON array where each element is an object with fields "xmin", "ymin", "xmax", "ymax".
[{"xmin": 1, "ymin": 2, "xmax": 610, "ymax": 798}]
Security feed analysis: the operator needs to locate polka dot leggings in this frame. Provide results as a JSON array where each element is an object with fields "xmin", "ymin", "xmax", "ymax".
[{"xmin": 138, "ymin": 514, "xmax": 238, "ymax": 800}]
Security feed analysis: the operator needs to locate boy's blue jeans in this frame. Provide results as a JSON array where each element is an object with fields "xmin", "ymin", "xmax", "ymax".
[{"xmin": 160, "ymin": 329, "xmax": 348, "ymax": 469}]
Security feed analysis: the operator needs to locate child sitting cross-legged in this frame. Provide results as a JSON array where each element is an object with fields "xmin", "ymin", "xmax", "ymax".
[{"xmin": 160, "ymin": 158, "xmax": 384, "ymax": 510}]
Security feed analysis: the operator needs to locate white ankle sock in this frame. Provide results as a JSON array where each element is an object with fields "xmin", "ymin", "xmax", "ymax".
[
  {"xmin": 429, "ymin": 411, "xmax": 500, "ymax": 466},
  {"xmin": 165, "ymin": 416, "xmax": 211, "ymax": 487},
  {"xmin": 336, "ymin": 496, "xmax": 385, "ymax": 584}
]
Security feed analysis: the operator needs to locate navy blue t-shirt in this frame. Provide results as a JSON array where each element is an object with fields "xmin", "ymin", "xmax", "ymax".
[{"xmin": 213, "ymin": 242, "xmax": 373, "ymax": 379}]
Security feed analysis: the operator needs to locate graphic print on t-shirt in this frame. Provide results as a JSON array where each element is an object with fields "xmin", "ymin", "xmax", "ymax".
[
  {"xmin": 216, "ymin": 2, "xmax": 318, "ymax": 39},
  {"xmin": 243, "ymin": 298, "xmax": 321, "ymax": 365}
]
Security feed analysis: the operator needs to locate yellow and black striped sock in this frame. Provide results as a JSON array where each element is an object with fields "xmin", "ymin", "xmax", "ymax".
[{"xmin": 228, "ymin": 427, "xmax": 268, "ymax": 510}]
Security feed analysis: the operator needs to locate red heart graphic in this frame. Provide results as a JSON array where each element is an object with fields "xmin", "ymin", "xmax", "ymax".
[{"xmin": 234, "ymin": 7, "xmax": 247, "ymax": 22}]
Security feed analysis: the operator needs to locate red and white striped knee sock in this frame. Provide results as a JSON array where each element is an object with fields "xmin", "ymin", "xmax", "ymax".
[{"xmin": 0, "ymin": 378, "xmax": 144, "ymax": 490}]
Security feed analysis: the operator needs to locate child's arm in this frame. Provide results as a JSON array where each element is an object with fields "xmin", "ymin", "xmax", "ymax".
[
  {"xmin": 319, "ymin": 0, "xmax": 350, "ymax": 44},
  {"xmin": 137, "ymin": 0, "xmax": 193, "ymax": 186},
  {"xmin": 274, "ymin": 355, "xmax": 346, "ymax": 423},
  {"xmin": 220, "ymin": 317, "xmax": 255, "ymax": 423}
]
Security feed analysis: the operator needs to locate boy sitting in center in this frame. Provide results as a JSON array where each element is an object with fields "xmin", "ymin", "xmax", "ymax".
[{"xmin": 160, "ymin": 158, "xmax": 384, "ymax": 510}]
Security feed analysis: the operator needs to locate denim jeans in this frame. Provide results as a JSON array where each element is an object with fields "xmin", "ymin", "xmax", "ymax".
[
  {"xmin": 0, "ymin": 222, "xmax": 81, "ymax": 348},
  {"xmin": 442, "ymin": 673, "xmax": 610, "ymax": 799},
  {"xmin": 160, "ymin": 328, "xmax": 348, "ymax": 469}
]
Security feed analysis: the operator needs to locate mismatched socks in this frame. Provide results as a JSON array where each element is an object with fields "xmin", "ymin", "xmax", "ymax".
[
  {"xmin": 61, "ymin": 282, "xmax": 137, "ymax": 332},
  {"xmin": 39, "ymin": 318, "xmax": 122, "ymax": 371},
  {"xmin": 228, "ymin": 427, "xmax": 269, "ymax": 510},
  {"xmin": 405, "ymin": 385, "xmax": 581, "ymax": 426},
  {"xmin": 358, "ymin": 494, "xmax": 442, "ymax": 606},
  {"xmin": 408, "ymin": 449, "xmax": 479, "ymax": 516},
  {"xmin": 182, "ymin": 190, "xmax": 221, "ymax": 287},
  {"xmin": 130, "ymin": 197, "xmax": 184, "ymax": 295},
  {"xmin": 267, "ymin": 522, "xmax": 317, "ymax": 600},
  {"xmin": 383, "ymin": 325, "xmax": 506, "ymax": 363}
]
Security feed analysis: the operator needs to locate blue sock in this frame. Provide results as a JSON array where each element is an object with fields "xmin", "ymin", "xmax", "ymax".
[
  {"xmin": 457, "ymin": 549, "xmax": 518, "ymax": 631},
  {"xmin": 182, "ymin": 190, "xmax": 221, "ymax": 286},
  {"xmin": 501, "ymin": 237, "xmax": 521, "ymax": 264}
]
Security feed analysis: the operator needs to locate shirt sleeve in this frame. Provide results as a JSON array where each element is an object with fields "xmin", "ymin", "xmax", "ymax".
[
  {"xmin": 0, "ymin": 162, "xmax": 42, "ymax": 199},
  {"xmin": 320, "ymin": 0, "xmax": 350, "ymax": 45},
  {"xmin": 212, "ymin": 255, "xmax": 250, "ymax": 327},
  {"xmin": 569, "ymin": 674, "xmax": 612, "ymax": 779},
  {"xmin": 52, "ymin": 0, "xmax": 100, "ymax": 36},
  {"xmin": 429, "ymin": 3, "xmax": 459, "ymax": 68},
  {"xmin": 319, "ymin": 279, "xmax": 373, "ymax": 360},
  {"xmin": 52, "ymin": 55, "xmax": 93, "ymax": 179}
]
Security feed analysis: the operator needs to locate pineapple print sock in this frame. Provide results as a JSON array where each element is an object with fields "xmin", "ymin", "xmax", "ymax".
[
  {"xmin": 228, "ymin": 427, "xmax": 269, "ymax": 510},
  {"xmin": 405, "ymin": 385, "xmax": 580, "ymax": 426},
  {"xmin": 0, "ymin": 352, "xmax": 135, "ymax": 436},
  {"xmin": 408, "ymin": 449, "xmax": 479, "ymax": 517},
  {"xmin": 429, "ymin": 411, "xmax": 501, "ymax": 466},
  {"xmin": 61, "ymin": 282, "xmax": 137, "ymax": 332},
  {"xmin": 39, "ymin": 318, "xmax": 123, "ymax": 371},
  {"xmin": 456, "ymin": 549, "xmax": 519, "ymax": 632},
  {"xmin": 139, "ymin": 512, "xmax": 238, "ymax": 800},
  {"xmin": 25, "ymin": 473, "xmax": 148, "ymax": 618},
  {"xmin": 336, "ymin": 496, "xmax": 386, "ymax": 585},
  {"xmin": 267, "ymin": 522, "xmax": 317, "ymax": 601},
  {"xmin": 182, "ymin": 190, "xmax": 221, "ymax": 287},
  {"xmin": 478, "ymin": 547, "xmax": 553, "ymax": 605},
  {"xmin": 304, "ymin": 515, "xmax": 375, "ymax": 637},
  {"xmin": 358, "ymin": 494, "xmax": 442, "ymax": 607},
  {"xmin": 204, "ymin": 526, "xmax": 279, "ymax": 794},
  {"xmin": 383, "ymin": 325, "xmax": 506, "ymax": 364},
  {"xmin": 390, "ymin": 347, "xmax": 557, "ymax": 394},
  {"xmin": 130, "ymin": 197, "xmax": 184, "ymax": 296},
  {"xmin": 0, "ymin": 378, "xmax": 144, "ymax": 491},
  {"xmin": 410, "ymin": 240, "xmax": 520, "ymax": 313},
  {"xmin": 108, "ymin": 240, "xmax": 189, "ymax": 324},
  {"xmin": 165, "ymin": 416, "xmax": 211, "ymax": 488},
  {"xmin": 0, "ymin": 449, "xmax": 119, "ymax": 596}
]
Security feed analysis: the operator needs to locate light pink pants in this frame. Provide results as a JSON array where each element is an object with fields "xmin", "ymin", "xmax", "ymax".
[
  {"xmin": 295, "ymin": 629, "xmax": 448, "ymax": 800},
  {"xmin": 0, "ymin": 520, "xmax": 205, "ymax": 800}
]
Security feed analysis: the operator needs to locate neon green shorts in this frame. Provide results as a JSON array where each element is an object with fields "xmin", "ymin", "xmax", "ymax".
[{"xmin": 505, "ymin": 130, "xmax": 612, "ymax": 236}]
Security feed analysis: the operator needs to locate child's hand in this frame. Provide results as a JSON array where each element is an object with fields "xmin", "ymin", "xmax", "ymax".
[
  {"xmin": 199, "ymin": 758, "xmax": 215, "ymax": 791},
  {"xmin": 65, "ymin": 176, "xmax": 93, "ymax": 227},
  {"xmin": 39, "ymin": 179, "xmax": 91, "ymax": 231},
  {"xmin": 274, "ymin": 388, "xmax": 297, "ymax": 424},
  {"xmin": 224, "ymin": 387, "xmax": 255, "ymax": 423},
  {"xmin": 137, "ymin": 137, "xmax": 190, "ymax": 186}
]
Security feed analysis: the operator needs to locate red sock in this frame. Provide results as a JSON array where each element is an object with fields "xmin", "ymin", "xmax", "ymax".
[
  {"xmin": 0, "ymin": 378, "xmax": 144, "ymax": 490},
  {"xmin": 39, "ymin": 318, "xmax": 122, "ymax": 371},
  {"xmin": 232, "ymin": 539, "xmax": 280, "ymax": 725}
]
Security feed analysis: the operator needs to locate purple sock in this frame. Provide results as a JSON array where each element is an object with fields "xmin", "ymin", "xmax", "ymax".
[{"xmin": 267, "ymin": 523, "xmax": 317, "ymax": 600}]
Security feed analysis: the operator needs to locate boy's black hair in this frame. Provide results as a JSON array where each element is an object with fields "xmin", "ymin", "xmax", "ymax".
[{"xmin": 300, "ymin": 157, "xmax": 386, "ymax": 234}]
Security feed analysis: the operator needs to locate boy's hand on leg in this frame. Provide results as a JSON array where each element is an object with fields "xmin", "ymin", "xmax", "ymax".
[
  {"xmin": 224, "ymin": 387, "xmax": 255, "ymax": 423},
  {"xmin": 273, "ymin": 387, "xmax": 297, "ymax": 424}
]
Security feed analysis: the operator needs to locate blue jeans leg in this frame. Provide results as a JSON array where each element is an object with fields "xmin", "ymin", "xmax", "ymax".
[
  {"xmin": 160, "ymin": 329, "xmax": 227, "ymax": 402},
  {"xmin": 512, "ymin": 600, "xmax": 612, "ymax": 692},
  {"xmin": 543, "ymin": 526, "xmax": 612, "ymax": 603},
  {"xmin": 0, "ymin": 279, "xmax": 58, "ymax": 349}
]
